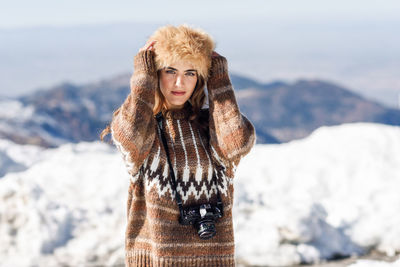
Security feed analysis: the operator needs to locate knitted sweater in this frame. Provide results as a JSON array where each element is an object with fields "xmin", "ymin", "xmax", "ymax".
[{"xmin": 111, "ymin": 50, "xmax": 256, "ymax": 267}]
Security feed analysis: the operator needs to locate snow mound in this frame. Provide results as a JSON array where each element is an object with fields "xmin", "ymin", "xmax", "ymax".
[
  {"xmin": 349, "ymin": 258, "xmax": 400, "ymax": 267},
  {"xmin": 0, "ymin": 141, "xmax": 129, "ymax": 267},
  {"xmin": 234, "ymin": 123, "xmax": 400, "ymax": 266},
  {"xmin": 0, "ymin": 122, "xmax": 399, "ymax": 266},
  {"xmin": 0, "ymin": 139, "xmax": 45, "ymax": 177}
]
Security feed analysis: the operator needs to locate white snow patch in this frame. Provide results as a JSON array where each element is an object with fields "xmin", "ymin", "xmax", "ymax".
[
  {"xmin": 0, "ymin": 122, "xmax": 399, "ymax": 266},
  {"xmin": 234, "ymin": 122, "xmax": 400, "ymax": 265},
  {"xmin": 348, "ymin": 258, "xmax": 400, "ymax": 267}
]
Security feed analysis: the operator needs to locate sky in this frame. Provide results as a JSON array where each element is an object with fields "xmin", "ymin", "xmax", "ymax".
[
  {"xmin": 1, "ymin": 0, "xmax": 399, "ymax": 108},
  {"xmin": 1, "ymin": 0, "xmax": 400, "ymax": 29}
]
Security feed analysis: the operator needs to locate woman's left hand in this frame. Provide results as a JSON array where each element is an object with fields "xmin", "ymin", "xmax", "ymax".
[{"xmin": 208, "ymin": 51, "xmax": 227, "ymax": 79}]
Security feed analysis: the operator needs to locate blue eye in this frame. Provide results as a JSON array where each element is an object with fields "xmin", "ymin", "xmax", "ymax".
[
  {"xmin": 186, "ymin": 72, "xmax": 195, "ymax": 76},
  {"xmin": 166, "ymin": 70, "xmax": 175, "ymax": 74}
]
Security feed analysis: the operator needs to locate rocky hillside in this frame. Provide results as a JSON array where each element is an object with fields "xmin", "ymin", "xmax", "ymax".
[{"xmin": 0, "ymin": 73, "xmax": 399, "ymax": 147}]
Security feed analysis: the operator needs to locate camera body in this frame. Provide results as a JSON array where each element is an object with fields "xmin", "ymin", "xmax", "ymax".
[{"xmin": 179, "ymin": 203, "xmax": 223, "ymax": 240}]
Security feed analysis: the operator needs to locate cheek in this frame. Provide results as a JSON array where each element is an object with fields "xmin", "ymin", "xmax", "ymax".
[
  {"xmin": 189, "ymin": 78, "xmax": 198, "ymax": 92},
  {"xmin": 159, "ymin": 76, "xmax": 171, "ymax": 91}
]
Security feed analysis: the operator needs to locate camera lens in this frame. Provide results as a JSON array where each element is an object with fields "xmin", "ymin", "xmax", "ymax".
[{"xmin": 197, "ymin": 220, "xmax": 216, "ymax": 240}]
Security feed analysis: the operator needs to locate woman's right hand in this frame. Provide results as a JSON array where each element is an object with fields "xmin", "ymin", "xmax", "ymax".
[
  {"xmin": 133, "ymin": 40, "xmax": 157, "ymax": 73},
  {"xmin": 139, "ymin": 40, "xmax": 156, "ymax": 52}
]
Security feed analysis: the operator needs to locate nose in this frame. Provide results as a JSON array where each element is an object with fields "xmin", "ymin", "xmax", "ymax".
[{"xmin": 175, "ymin": 75, "xmax": 184, "ymax": 87}]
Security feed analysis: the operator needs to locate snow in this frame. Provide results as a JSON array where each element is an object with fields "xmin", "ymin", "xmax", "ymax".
[
  {"xmin": 0, "ymin": 141, "xmax": 129, "ymax": 266},
  {"xmin": 0, "ymin": 139, "xmax": 45, "ymax": 177},
  {"xmin": 0, "ymin": 99, "xmax": 71, "ymax": 147},
  {"xmin": 349, "ymin": 258, "xmax": 400, "ymax": 267},
  {"xmin": 0, "ymin": 122, "xmax": 399, "ymax": 266},
  {"xmin": 234, "ymin": 122, "xmax": 400, "ymax": 266},
  {"xmin": 0, "ymin": 99, "xmax": 35, "ymax": 121}
]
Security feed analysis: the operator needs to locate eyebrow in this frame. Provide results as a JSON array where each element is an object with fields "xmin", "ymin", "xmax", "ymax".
[{"xmin": 166, "ymin": 67, "xmax": 197, "ymax": 72}]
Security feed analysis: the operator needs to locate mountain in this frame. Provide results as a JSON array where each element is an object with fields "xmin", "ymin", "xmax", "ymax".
[
  {"xmin": 234, "ymin": 78, "xmax": 400, "ymax": 142},
  {"xmin": 0, "ymin": 74, "xmax": 130, "ymax": 147},
  {"xmin": 1, "ymin": 123, "xmax": 399, "ymax": 266},
  {"xmin": 0, "ymin": 73, "xmax": 399, "ymax": 147}
]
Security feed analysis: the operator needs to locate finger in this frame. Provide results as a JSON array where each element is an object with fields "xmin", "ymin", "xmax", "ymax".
[
  {"xmin": 149, "ymin": 41, "xmax": 158, "ymax": 51},
  {"xmin": 146, "ymin": 40, "xmax": 156, "ymax": 49},
  {"xmin": 139, "ymin": 40, "xmax": 153, "ymax": 51}
]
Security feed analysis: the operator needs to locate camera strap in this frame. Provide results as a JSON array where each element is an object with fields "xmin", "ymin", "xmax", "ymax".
[{"xmin": 155, "ymin": 111, "xmax": 223, "ymax": 217}]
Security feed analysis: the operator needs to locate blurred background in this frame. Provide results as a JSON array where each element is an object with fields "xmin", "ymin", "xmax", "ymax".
[{"xmin": 0, "ymin": 0, "xmax": 400, "ymax": 266}]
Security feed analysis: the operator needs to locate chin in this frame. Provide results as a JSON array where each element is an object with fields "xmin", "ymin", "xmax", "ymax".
[
  {"xmin": 172, "ymin": 103, "xmax": 185, "ymax": 108},
  {"xmin": 169, "ymin": 99, "xmax": 187, "ymax": 106}
]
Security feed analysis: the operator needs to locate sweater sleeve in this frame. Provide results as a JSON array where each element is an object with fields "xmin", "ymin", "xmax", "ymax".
[
  {"xmin": 110, "ymin": 50, "xmax": 158, "ymax": 181},
  {"xmin": 206, "ymin": 55, "xmax": 256, "ymax": 174}
]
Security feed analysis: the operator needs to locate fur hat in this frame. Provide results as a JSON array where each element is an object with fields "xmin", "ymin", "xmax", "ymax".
[{"xmin": 149, "ymin": 24, "xmax": 216, "ymax": 79}]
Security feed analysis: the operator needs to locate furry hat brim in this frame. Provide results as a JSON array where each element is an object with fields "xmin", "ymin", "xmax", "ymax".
[{"xmin": 149, "ymin": 24, "xmax": 216, "ymax": 80}]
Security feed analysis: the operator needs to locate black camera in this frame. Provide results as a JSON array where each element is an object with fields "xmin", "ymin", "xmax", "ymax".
[{"xmin": 179, "ymin": 203, "xmax": 223, "ymax": 240}]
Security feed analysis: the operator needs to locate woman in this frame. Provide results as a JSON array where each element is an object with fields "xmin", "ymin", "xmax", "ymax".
[{"xmin": 101, "ymin": 24, "xmax": 256, "ymax": 266}]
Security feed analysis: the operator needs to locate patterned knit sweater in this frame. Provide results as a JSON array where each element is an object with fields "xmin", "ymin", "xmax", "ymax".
[{"xmin": 111, "ymin": 50, "xmax": 256, "ymax": 267}]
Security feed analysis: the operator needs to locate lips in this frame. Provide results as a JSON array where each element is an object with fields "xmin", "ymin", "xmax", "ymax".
[{"xmin": 172, "ymin": 91, "xmax": 185, "ymax": 96}]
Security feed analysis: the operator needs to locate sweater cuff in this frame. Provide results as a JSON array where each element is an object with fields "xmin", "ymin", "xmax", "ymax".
[
  {"xmin": 133, "ymin": 50, "xmax": 156, "ymax": 73},
  {"xmin": 207, "ymin": 56, "xmax": 231, "ymax": 90}
]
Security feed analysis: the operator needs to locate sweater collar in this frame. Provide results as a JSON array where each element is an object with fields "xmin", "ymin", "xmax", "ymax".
[{"xmin": 165, "ymin": 101, "xmax": 193, "ymax": 120}]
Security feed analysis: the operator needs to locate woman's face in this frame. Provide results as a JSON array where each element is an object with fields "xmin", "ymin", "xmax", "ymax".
[{"xmin": 159, "ymin": 60, "xmax": 198, "ymax": 110}]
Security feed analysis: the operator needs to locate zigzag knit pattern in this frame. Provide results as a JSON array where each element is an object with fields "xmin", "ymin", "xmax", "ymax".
[{"xmin": 111, "ymin": 50, "xmax": 256, "ymax": 267}]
